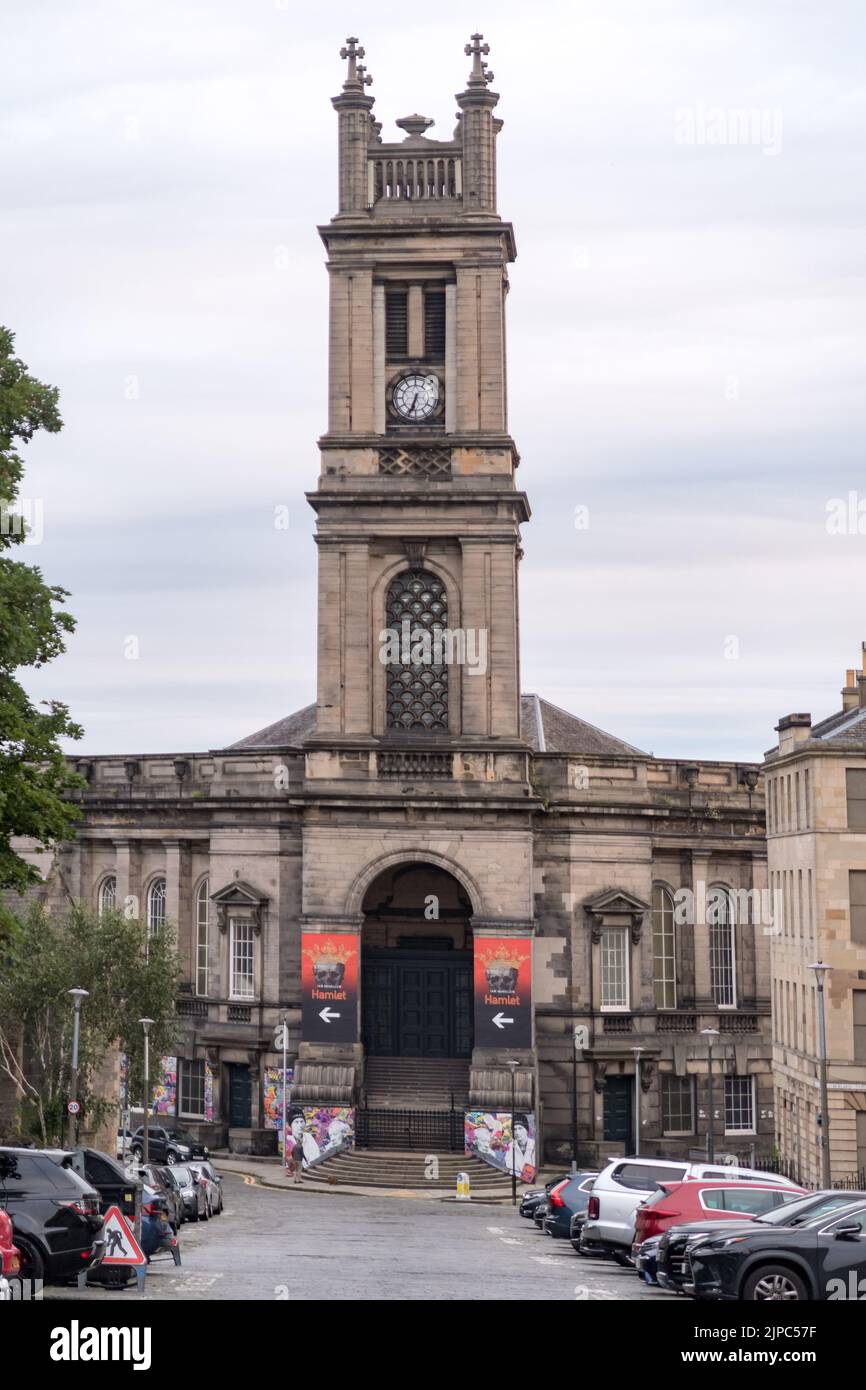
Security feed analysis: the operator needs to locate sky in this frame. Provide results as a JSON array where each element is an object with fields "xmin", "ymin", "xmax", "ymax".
[{"xmin": 4, "ymin": 0, "xmax": 866, "ymax": 760}]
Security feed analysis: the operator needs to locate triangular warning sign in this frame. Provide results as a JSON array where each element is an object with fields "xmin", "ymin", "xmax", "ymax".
[{"xmin": 101, "ymin": 1205, "xmax": 146, "ymax": 1266}]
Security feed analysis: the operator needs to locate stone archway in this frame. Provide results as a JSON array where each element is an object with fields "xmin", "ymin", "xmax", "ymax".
[{"xmin": 360, "ymin": 861, "xmax": 474, "ymax": 1063}]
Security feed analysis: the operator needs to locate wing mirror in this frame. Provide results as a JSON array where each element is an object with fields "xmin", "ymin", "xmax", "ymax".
[{"xmin": 833, "ymin": 1222, "xmax": 862, "ymax": 1240}]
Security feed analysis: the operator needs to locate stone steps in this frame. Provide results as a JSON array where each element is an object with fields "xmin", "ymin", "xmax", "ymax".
[
  {"xmin": 362, "ymin": 1057, "xmax": 470, "ymax": 1109},
  {"xmin": 303, "ymin": 1149, "xmax": 512, "ymax": 1191}
]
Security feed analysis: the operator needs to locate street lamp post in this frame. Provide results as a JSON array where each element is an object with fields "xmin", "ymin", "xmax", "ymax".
[
  {"xmin": 571, "ymin": 1027, "xmax": 580, "ymax": 1172},
  {"xmin": 67, "ymin": 988, "xmax": 89, "ymax": 1146},
  {"xmin": 281, "ymin": 1016, "xmax": 289, "ymax": 1165},
  {"xmin": 632, "ymin": 1046, "xmax": 644, "ymax": 1156},
  {"xmin": 701, "ymin": 1028, "xmax": 720, "ymax": 1163},
  {"xmin": 507, "ymin": 1059, "xmax": 519, "ymax": 1207},
  {"xmin": 809, "ymin": 961, "xmax": 832, "ymax": 1188},
  {"xmin": 139, "ymin": 1018, "xmax": 154, "ymax": 1166}
]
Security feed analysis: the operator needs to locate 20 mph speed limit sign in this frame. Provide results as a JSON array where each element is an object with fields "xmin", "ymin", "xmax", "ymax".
[{"xmin": 67, "ymin": 1100, "xmax": 81, "ymax": 1115}]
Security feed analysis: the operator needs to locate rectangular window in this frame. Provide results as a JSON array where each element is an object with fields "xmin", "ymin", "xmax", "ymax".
[
  {"xmin": 178, "ymin": 1059, "xmax": 205, "ymax": 1119},
  {"xmin": 846, "ymin": 768, "xmax": 866, "ymax": 830},
  {"xmin": 724, "ymin": 1075, "xmax": 755, "ymax": 1134},
  {"xmin": 850, "ymin": 871, "xmax": 866, "ymax": 946},
  {"xmin": 196, "ymin": 887, "xmax": 210, "ymax": 997},
  {"xmin": 424, "ymin": 288, "xmax": 446, "ymax": 359},
  {"xmin": 661, "ymin": 1075, "xmax": 694, "ymax": 1134},
  {"xmin": 854, "ymin": 991, "xmax": 866, "ymax": 1063},
  {"xmin": 230, "ymin": 917, "xmax": 255, "ymax": 1000},
  {"xmin": 601, "ymin": 927, "xmax": 629, "ymax": 1010},
  {"xmin": 385, "ymin": 289, "xmax": 408, "ymax": 357},
  {"xmin": 708, "ymin": 891, "xmax": 736, "ymax": 1007}
]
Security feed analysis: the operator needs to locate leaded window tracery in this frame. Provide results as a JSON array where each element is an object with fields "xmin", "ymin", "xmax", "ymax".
[{"xmin": 385, "ymin": 568, "xmax": 449, "ymax": 731}]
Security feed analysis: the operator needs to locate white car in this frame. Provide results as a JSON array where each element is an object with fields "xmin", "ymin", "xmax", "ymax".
[{"xmin": 580, "ymin": 1157, "xmax": 800, "ymax": 1258}]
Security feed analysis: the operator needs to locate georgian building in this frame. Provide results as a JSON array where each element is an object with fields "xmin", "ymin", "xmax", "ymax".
[
  {"xmin": 765, "ymin": 649, "xmax": 866, "ymax": 1185},
  {"xmin": 22, "ymin": 36, "xmax": 775, "ymax": 1167}
]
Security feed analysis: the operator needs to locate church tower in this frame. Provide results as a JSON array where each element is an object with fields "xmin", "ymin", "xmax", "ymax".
[
  {"xmin": 296, "ymin": 36, "xmax": 538, "ymax": 1129},
  {"xmin": 307, "ymin": 34, "xmax": 529, "ymax": 747}
]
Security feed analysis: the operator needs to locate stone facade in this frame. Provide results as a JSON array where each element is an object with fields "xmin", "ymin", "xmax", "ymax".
[
  {"xmin": 765, "ymin": 652, "xmax": 866, "ymax": 1184},
  {"xmin": 11, "ymin": 36, "xmax": 777, "ymax": 1166}
]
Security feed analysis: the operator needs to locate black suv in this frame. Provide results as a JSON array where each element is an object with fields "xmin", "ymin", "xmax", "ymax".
[
  {"xmin": 0, "ymin": 1148, "xmax": 105, "ymax": 1284},
  {"xmin": 130, "ymin": 1126, "xmax": 208, "ymax": 1165},
  {"xmin": 45, "ymin": 1147, "xmax": 142, "ymax": 1223}
]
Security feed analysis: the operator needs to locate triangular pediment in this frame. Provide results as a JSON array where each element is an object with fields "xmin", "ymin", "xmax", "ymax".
[
  {"xmin": 210, "ymin": 879, "xmax": 268, "ymax": 909},
  {"xmin": 583, "ymin": 887, "xmax": 651, "ymax": 917}
]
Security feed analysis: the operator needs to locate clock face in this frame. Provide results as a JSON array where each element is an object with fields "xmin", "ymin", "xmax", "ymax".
[{"xmin": 392, "ymin": 373, "xmax": 440, "ymax": 421}]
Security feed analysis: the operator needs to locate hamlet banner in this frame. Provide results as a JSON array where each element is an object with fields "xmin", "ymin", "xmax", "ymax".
[
  {"xmin": 473, "ymin": 936, "xmax": 533, "ymax": 1048},
  {"xmin": 301, "ymin": 933, "xmax": 358, "ymax": 1044}
]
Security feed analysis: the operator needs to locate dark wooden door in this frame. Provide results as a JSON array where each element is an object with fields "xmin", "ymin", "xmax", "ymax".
[
  {"xmin": 603, "ymin": 1075, "xmax": 634, "ymax": 1149},
  {"xmin": 227, "ymin": 1064, "xmax": 251, "ymax": 1128},
  {"xmin": 362, "ymin": 950, "xmax": 472, "ymax": 1057}
]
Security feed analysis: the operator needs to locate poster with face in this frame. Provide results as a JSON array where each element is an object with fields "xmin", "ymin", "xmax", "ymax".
[
  {"xmin": 150, "ymin": 1057, "xmax": 177, "ymax": 1115},
  {"xmin": 283, "ymin": 1106, "xmax": 355, "ymax": 1170},
  {"xmin": 464, "ymin": 1110, "xmax": 537, "ymax": 1183},
  {"xmin": 301, "ymin": 934, "xmax": 358, "ymax": 1044},
  {"xmin": 473, "ymin": 937, "xmax": 533, "ymax": 1048}
]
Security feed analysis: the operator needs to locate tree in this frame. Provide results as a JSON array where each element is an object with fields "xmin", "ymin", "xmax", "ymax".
[
  {"xmin": 0, "ymin": 325, "xmax": 82, "ymax": 892},
  {"xmin": 0, "ymin": 903, "xmax": 179, "ymax": 1145}
]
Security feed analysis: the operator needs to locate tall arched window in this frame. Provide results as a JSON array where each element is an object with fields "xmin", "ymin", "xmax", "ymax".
[
  {"xmin": 384, "ymin": 569, "xmax": 448, "ymax": 731},
  {"xmin": 195, "ymin": 878, "xmax": 210, "ymax": 997},
  {"xmin": 98, "ymin": 875, "xmax": 117, "ymax": 918},
  {"xmin": 147, "ymin": 877, "xmax": 166, "ymax": 938},
  {"xmin": 707, "ymin": 885, "xmax": 736, "ymax": 1008},
  {"xmin": 652, "ymin": 885, "xmax": 676, "ymax": 1009}
]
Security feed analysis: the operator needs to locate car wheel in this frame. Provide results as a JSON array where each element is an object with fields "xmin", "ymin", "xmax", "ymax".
[
  {"xmin": 166, "ymin": 1152, "xmax": 177, "ymax": 1166},
  {"xmin": 15, "ymin": 1236, "xmax": 46, "ymax": 1283},
  {"xmin": 742, "ymin": 1265, "xmax": 809, "ymax": 1302},
  {"xmin": 131, "ymin": 1146, "xmax": 143, "ymax": 1162}
]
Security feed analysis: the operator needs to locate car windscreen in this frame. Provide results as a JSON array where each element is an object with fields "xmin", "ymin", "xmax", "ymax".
[
  {"xmin": 168, "ymin": 1131, "xmax": 198, "ymax": 1145},
  {"xmin": 172, "ymin": 1167, "xmax": 192, "ymax": 1183},
  {"xmin": 754, "ymin": 1192, "xmax": 865, "ymax": 1226}
]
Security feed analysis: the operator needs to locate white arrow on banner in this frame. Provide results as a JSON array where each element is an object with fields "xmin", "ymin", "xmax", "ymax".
[
  {"xmin": 492, "ymin": 1012, "xmax": 514, "ymax": 1029},
  {"xmin": 319, "ymin": 1007, "xmax": 341, "ymax": 1023}
]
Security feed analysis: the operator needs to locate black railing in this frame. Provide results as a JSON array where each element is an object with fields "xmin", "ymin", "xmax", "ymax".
[
  {"xmin": 740, "ymin": 1154, "xmax": 866, "ymax": 1191},
  {"xmin": 355, "ymin": 1108, "xmax": 465, "ymax": 1152}
]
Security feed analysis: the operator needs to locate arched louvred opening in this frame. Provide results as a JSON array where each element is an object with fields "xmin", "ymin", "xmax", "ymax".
[{"xmin": 385, "ymin": 569, "xmax": 449, "ymax": 732}]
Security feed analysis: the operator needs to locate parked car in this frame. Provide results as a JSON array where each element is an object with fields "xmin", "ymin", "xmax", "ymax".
[
  {"xmin": 570, "ymin": 1208, "xmax": 590, "ymax": 1253},
  {"xmin": 0, "ymin": 1208, "xmax": 20, "ymax": 1301},
  {"xmin": 0, "ymin": 1147, "xmax": 105, "ymax": 1284},
  {"xmin": 657, "ymin": 1188, "xmax": 866, "ymax": 1293},
  {"xmin": 135, "ymin": 1165, "xmax": 185, "ymax": 1230},
  {"xmin": 189, "ymin": 1161, "xmax": 223, "ymax": 1216},
  {"xmin": 532, "ymin": 1199, "xmax": 549, "ymax": 1229},
  {"xmin": 45, "ymin": 1147, "xmax": 142, "ymax": 1225},
  {"xmin": 543, "ymin": 1172, "xmax": 597, "ymax": 1239},
  {"xmin": 580, "ymin": 1157, "xmax": 800, "ymax": 1258},
  {"xmin": 162, "ymin": 1165, "xmax": 208, "ymax": 1222},
  {"xmin": 140, "ymin": 1183, "xmax": 179, "ymax": 1260},
  {"xmin": 130, "ymin": 1126, "xmax": 209, "ymax": 1165},
  {"xmin": 636, "ymin": 1233, "xmax": 663, "ymax": 1285},
  {"xmin": 520, "ymin": 1175, "xmax": 569, "ymax": 1220},
  {"xmin": 687, "ymin": 1197, "xmax": 866, "ymax": 1301},
  {"xmin": 632, "ymin": 1179, "xmax": 805, "ymax": 1259}
]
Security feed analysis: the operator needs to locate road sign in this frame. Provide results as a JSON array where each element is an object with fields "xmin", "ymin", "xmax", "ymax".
[
  {"xmin": 101, "ymin": 1206, "xmax": 146, "ymax": 1266},
  {"xmin": 474, "ymin": 937, "xmax": 533, "ymax": 1048},
  {"xmin": 66, "ymin": 1100, "xmax": 81, "ymax": 1115}
]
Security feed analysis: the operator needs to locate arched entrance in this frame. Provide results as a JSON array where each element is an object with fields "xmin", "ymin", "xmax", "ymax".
[{"xmin": 361, "ymin": 862, "xmax": 473, "ymax": 1060}]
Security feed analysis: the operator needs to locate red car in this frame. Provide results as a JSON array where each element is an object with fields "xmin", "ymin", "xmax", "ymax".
[
  {"xmin": 0, "ymin": 1208, "xmax": 20, "ymax": 1299},
  {"xmin": 632, "ymin": 1180, "xmax": 806, "ymax": 1257}
]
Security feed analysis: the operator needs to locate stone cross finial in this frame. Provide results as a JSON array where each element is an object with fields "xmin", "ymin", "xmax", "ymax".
[
  {"xmin": 356, "ymin": 63, "xmax": 373, "ymax": 89},
  {"xmin": 340, "ymin": 36, "xmax": 365, "ymax": 86},
  {"xmin": 465, "ymin": 32, "xmax": 494, "ymax": 85}
]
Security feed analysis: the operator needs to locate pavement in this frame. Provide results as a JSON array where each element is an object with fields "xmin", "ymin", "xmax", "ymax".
[{"xmin": 44, "ymin": 1170, "xmax": 667, "ymax": 1301}]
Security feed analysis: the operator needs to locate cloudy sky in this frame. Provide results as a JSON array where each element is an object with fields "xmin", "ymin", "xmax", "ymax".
[{"xmin": 5, "ymin": 0, "xmax": 866, "ymax": 760}]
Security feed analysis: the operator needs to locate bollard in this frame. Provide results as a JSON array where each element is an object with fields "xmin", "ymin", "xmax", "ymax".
[{"xmin": 456, "ymin": 1171, "xmax": 471, "ymax": 1202}]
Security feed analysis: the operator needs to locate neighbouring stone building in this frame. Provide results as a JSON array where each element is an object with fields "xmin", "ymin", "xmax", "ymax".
[
  {"xmin": 765, "ymin": 648, "xmax": 866, "ymax": 1185},
  {"xmin": 10, "ymin": 36, "xmax": 778, "ymax": 1168}
]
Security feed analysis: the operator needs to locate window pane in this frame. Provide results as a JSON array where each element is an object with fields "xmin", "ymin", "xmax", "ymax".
[
  {"xmin": 147, "ymin": 878, "xmax": 166, "ymax": 937},
  {"xmin": 230, "ymin": 917, "xmax": 255, "ymax": 999},
  {"xmin": 724, "ymin": 1075, "xmax": 754, "ymax": 1132},
  {"xmin": 384, "ymin": 569, "xmax": 448, "ymax": 732},
  {"xmin": 708, "ymin": 887, "xmax": 736, "ymax": 1007},
  {"xmin": 652, "ymin": 885, "xmax": 676, "ymax": 1009},
  {"xmin": 601, "ymin": 927, "xmax": 628, "ymax": 1009},
  {"xmin": 99, "ymin": 875, "xmax": 117, "ymax": 917},
  {"xmin": 179, "ymin": 1060, "xmax": 205, "ymax": 1118},
  {"xmin": 661, "ymin": 1075, "xmax": 694, "ymax": 1133},
  {"xmin": 196, "ymin": 878, "xmax": 209, "ymax": 997}
]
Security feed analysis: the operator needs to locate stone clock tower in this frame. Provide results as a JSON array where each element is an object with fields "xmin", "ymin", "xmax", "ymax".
[{"xmin": 296, "ymin": 34, "xmax": 538, "ymax": 1122}]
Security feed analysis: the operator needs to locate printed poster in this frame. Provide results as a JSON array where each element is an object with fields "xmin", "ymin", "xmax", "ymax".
[
  {"xmin": 465, "ymin": 1110, "xmax": 537, "ymax": 1183},
  {"xmin": 301, "ymin": 933, "xmax": 358, "ymax": 1044}
]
